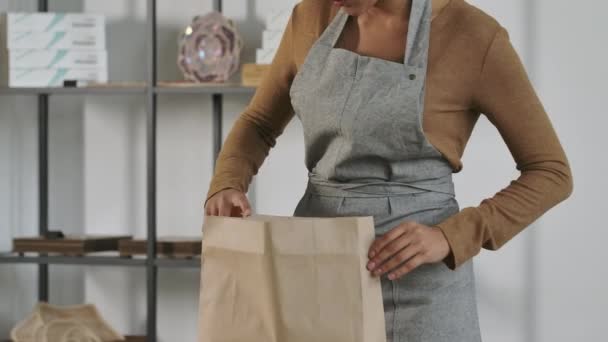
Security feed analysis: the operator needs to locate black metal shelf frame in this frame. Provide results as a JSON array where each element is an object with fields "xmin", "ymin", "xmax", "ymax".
[
  {"xmin": 0, "ymin": 254, "xmax": 147, "ymax": 267},
  {"xmin": 0, "ymin": 254, "xmax": 200, "ymax": 268},
  {"xmin": 0, "ymin": 86, "xmax": 256, "ymax": 96},
  {"xmin": 0, "ymin": 0, "xmax": 245, "ymax": 340},
  {"xmin": 0, "ymin": 87, "xmax": 147, "ymax": 95}
]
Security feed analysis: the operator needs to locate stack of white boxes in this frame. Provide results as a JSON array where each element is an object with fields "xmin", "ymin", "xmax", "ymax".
[
  {"xmin": 0, "ymin": 12, "xmax": 108, "ymax": 87},
  {"xmin": 256, "ymin": 4, "xmax": 297, "ymax": 65}
]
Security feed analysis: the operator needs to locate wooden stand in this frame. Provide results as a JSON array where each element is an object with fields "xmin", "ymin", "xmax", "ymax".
[
  {"xmin": 118, "ymin": 238, "xmax": 201, "ymax": 259},
  {"xmin": 12, "ymin": 235, "xmax": 132, "ymax": 256},
  {"xmin": 3, "ymin": 336, "xmax": 145, "ymax": 342},
  {"xmin": 120, "ymin": 336, "xmax": 146, "ymax": 342},
  {"xmin": 241, "ymin": 63, "xmax": 270, "ymax": 87}
]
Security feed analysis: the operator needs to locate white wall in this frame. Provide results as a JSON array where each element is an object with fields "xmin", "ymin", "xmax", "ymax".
[
  {"xmin": 0, "ymin": 94, "xmax": 40, "ymax": 334},
  {"xmin": 1, "ymin": 0, "xmax": 606, "ymax": 341},
  {"xmin": 460, "ymin": 2, "xmax": 532, "ymax": 341},
  {"xmin": 535, "ymin": 0, "xmax": 608, "ymax": 340},
  {"xmin": 0, "ymin": 0, "xmax": 86, "ymax": 333}
]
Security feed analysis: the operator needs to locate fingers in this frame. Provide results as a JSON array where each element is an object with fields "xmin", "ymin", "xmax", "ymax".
[
  {"xmin": 204, "ymin": 192, "xmax": 219, "ymax": 216},
  {"xmin": 370, "ymin": 238, "xmax": 423, "ymax": 278},
  {"xmin": 367, "ymin": 232, "xmax": 412, "ymax": 272},
  {"xmin": 232, "ymin": 194, "xmax": 252, "ymax": 217},
  {"xmin": 387, "ymin": 254, "xmax": 426, "ymax": 280},
  {"xmin": 368, "ymin": 224, "xmax": 408, "ymax": 258},
  {"xmin": 204, "ymin": 199, "xmax": 216, "ymax": 216},
  {"xmin": 204, "ymin": 189, "xmax": 252, "ymax": 218},
  {"xmin": 218, "ymin": 201, "xmax": 232, "ymax": 217},
  {"xmin": 367, "ymin": 221, "xmax": 433, "ymax": 280}
]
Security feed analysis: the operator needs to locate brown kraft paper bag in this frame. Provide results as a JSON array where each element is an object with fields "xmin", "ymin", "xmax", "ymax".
[{"xmin": 198, "ymin": 213, "xmax": 387, "ymax": 342}]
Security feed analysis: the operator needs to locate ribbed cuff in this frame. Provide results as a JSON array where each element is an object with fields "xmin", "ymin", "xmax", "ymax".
[
  {"xmin": 433, "ymin": 225, "xmax": 457, "ymax": 270},
  {"xmin": 433, "ymin": 206, "xmax": 484, "ymax": 271},
  {"xmin": 204, "ymin": 183, "xmax": 245, "ymax": 208}
]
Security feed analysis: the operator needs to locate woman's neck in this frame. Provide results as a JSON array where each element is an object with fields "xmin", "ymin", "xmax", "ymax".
[
  {"xmin": 373, "ymin": 0, "xmax": 411, "ymax": 17},
  {"xmin": 372, "ymin": 0, "xmax": 450, "ymax": 21}
]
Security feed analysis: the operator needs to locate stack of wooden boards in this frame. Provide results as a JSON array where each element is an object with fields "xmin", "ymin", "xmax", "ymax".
[{"xmin": 12, "ymin": 234, "xmax": 201, "ymax": 259}]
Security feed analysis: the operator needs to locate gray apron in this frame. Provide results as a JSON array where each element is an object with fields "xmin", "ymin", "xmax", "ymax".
[{"xmin": 289, "ymin": 0, "xmax": 482, "ymax": 341}]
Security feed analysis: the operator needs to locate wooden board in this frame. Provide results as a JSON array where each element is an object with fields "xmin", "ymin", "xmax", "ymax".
[
  {"xmin": 120, "ymin": 336, "xmax": 146, "ymax": 342},
  {"xmin": 157, "ymin": 80, "xmax": 247, "ymax": 88},
  {"xmin": 3, "ymin": 336, "xmax": 144, "ymax": 342},
  {"xmin": 12, "ymin": 235, "xmax": 132, "ymax": 255},
  {"xmin": 241, "ymin": 63, "xmax": 270, "ymax": 87},
  {"xmin": 118, "ymin": 238, "xmax": 201, "ymax": 258},
  {"xmin": 83, "ymin": 81, "xmax": 146, "ymax": 88}
]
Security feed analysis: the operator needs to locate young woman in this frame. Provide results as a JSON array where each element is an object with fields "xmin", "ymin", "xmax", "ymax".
[{"xmin": 204, "ymin": 0, "xmax": 573, "ymax": 340}]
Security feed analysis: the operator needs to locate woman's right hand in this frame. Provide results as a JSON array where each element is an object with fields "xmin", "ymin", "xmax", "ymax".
[{"xmin": 204, "ymin": 188, "xmax": 252, "ymax": 217}]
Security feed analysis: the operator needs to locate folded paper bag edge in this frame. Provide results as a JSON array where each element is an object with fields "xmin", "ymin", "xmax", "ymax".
[
  {"xmin": 202, "ymin": 215, "xmax": 267, "ymax": 254},
  {"xmin": 201, "ymin": 215, "xmax": 376, "ymax": 255},
  {"xmin": 197, "ymin": 214, "xmax": 386, "ymax": 342}
]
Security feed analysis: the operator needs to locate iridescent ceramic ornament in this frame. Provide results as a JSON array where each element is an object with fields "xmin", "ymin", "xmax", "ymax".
[{"xmin": 178, "ymin": 11, "xmax": 243, "ymax": 82}]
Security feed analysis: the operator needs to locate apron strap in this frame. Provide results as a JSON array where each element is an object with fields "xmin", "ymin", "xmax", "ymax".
[
  {"xmin": 317, "ymin": 0, "xmax": 432, "ymax": 68},
  {"xmin": 317, "ymin": 7, "xmax": 350, "ymax": 47},
  {"xmin": 403, "ymin": 0, "xmax": 432, "ymax": 68}
]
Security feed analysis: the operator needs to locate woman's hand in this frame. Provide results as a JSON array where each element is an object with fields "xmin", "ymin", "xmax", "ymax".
[
  {"xmin": 367, "ymin": 221, "xmax": 451, "ymax": 280},
  {"xmin": 204, "ymin": 189, "xmax": 252, "ymax": 217}
]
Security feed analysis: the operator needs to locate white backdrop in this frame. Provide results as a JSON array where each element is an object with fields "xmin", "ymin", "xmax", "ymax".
[{"xmin": 0, "ymin": 0, "xmax": 605, "ymax": 341}]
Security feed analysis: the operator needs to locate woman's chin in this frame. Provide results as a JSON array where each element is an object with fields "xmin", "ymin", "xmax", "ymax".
[{"xmin": 333, "ymin": 1, "xmax": 368, "ymax": 16}]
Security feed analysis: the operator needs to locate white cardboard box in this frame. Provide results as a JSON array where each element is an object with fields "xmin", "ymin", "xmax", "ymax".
[
  {"xmin": 262, "ymin": 30, "xmax": 284, "ymax": 50},
  {"xmin": 0, "ymin": 12, "xmax": 105, "ymax": 36},
  {"xmin": 1, "ymin": 67, "xmax": 108, "ymax": 87},
  {"xmin": 3, "ymin": 49, "xmax": 107, "ymax": 68},
  {"xmin": 256, "ymin": 48, "xmax": 276, "ymax": 65},
  {"xmin": 265, "ymin": 7, "xmax": 292, "ymax": 30},
  {"xmin": 2, "ymin": 30, "xmax": 105, "ymax": 49}
]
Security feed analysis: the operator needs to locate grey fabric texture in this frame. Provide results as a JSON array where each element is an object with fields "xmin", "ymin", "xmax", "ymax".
[{"xmin": 289, "ymin": 0, "xmax": 483, "ymax": 340}]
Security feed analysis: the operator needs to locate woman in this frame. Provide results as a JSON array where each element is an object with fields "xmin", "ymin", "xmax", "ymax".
[{"xmin": 204, "ymin": 0, "xmax": 573, "ymax": 341}]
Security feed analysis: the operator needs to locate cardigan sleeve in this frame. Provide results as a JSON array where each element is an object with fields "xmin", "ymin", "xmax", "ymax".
[
  {"xmin": 203, "ymin": 4, "xmax": 301, "ymax": 208},
  {"xmin": 434, "ymin": 26, "xmax": 574, "ymax": 270}
]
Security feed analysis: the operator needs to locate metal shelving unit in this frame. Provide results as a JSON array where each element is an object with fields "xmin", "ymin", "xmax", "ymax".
[
  {"xmin": 0, "ymin": 0, "xmax": 255, "ymax": 340},
  {"xmin": 0, "ymin": 86, "xmax": 147, "ymax": 95},
  {"xmin": 155, "ymin": 84, "xmax": 255, "ymax": 95}
]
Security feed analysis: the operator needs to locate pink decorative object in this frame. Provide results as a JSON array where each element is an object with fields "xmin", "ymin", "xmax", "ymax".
[{"xmin": 177, "ymin": 11, "xmax": 243, "ymax": 82}]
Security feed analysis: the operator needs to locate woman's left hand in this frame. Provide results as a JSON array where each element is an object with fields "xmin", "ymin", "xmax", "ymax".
[{"xmin": 367, "ymin": 221, "xmax": 451, "ymax": 280}]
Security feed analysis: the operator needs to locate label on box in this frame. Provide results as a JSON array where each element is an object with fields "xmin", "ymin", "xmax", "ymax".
[
  {"xmin": 1, "ymin": 67, "xmax": 108, "ymax": 87},
  {"xmin": 241, "ymin": 63, "xmax": 270, "ymax": 86},
  {"xmin": 5, "ymin": 30, "xmax": 106, "ymax": 49},
  {"xmin": 5, "ymin": 49, "xmax": 107, "ymax": 68},
  {"xmin": 256, "ymin": 48, "xmax": 276, "ymax": 65},
  {"xmin": 262, "ymin": 30, "xmax": 284, "ymax": 50},
  {"xmin": 1, "ymin": 12, "xmax": 105, "ymax": 35},
  {"xmin": 265, "ymin": 7, "xmax": 294, "ymax": 30}
]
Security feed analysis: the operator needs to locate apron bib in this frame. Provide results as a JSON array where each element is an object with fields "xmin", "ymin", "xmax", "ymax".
[{"xmin": 290, "ymin": 0, "xmax": 482, "ymax": 341}]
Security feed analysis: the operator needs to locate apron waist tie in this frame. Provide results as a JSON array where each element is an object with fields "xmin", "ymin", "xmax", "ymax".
[{"xmin": 305, "ymin": 172, "xmax": 455, "ymax": 198}]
